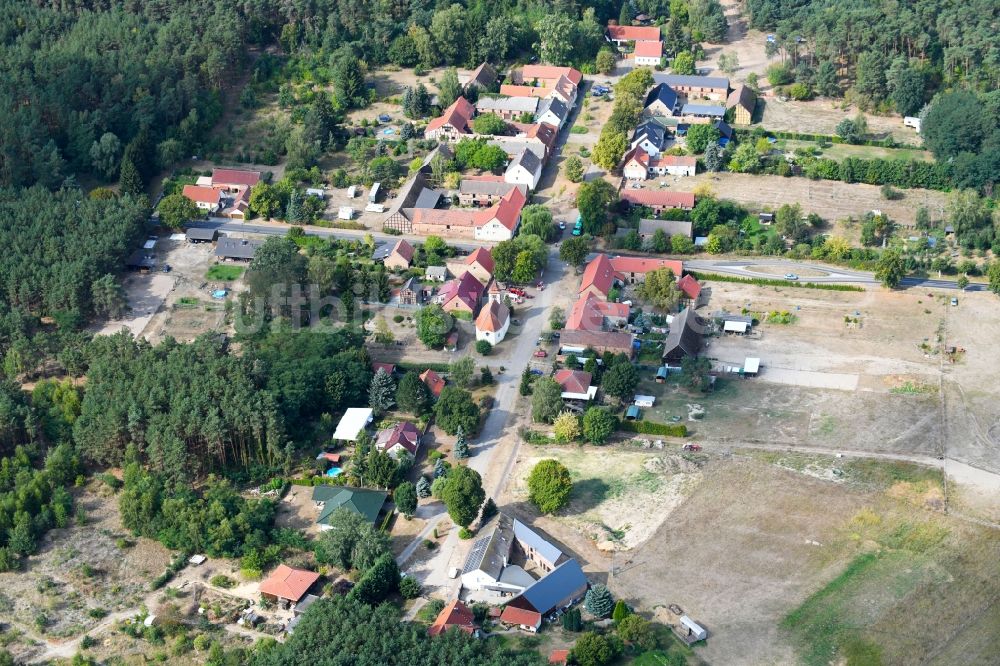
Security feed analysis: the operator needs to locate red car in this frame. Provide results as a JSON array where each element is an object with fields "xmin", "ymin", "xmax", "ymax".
[
  {"xmin": 682, "ymin": 443, "xmax": 702, "ymax": 452},
  {"xmin": 533, "ymin": 349, "xmax": 548, "ymax": 358}
]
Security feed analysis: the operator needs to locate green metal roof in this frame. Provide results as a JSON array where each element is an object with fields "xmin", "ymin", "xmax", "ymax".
[{"xmin": 312, "ymin": 486, "xmax": 387, "ymax": 525}]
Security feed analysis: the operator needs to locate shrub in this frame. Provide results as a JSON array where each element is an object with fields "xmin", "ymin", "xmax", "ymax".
[
  {"xmin": 210, "ymin": 575, "xmax": 236, "ymax": 589},
  {"xmin": 458, "ymin": 527, "xmax": 474, "ymax": 539},
  {"xmin": 619, "ymin": 421, "xmax": 688, "ymax": 437},
  {"xmin": 475, "ymin": 340, "xmax": 492, "ymax": 355},
  {"xmin": 399, "ymin": 575, "xmax": 421, "ymax": 599},
  {"xmin": 393, "ymin": 315, "xmax": 404, "ymax": 323}
]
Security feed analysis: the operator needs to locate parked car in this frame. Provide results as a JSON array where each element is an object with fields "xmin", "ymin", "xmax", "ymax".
[
  {"xmin": 558, "ymin": 221, "xmax": 566, "ymax": 230},
  {"xmin": 571, "ymin": 227, "xmax": 582, "ymax": 236},
  {"xmin": 784, "ymin": 273, "xmax": 799, "ymax": 280},
  {"xmin": 529, "ymin": 369, "xmax": 544, "ymax": 376},
  {"xmin": 951, "ymin": 297, "xmax": 958, "ymax": 306},
  {"xmin": 682, "ymin": 444, "xmax": 702, "ymax": 452},
  {"xmin": 534, "ymin": 349, "xmax": 548, "ymax": 358},
  {"xmin": 378, "ymin": 114, "xmax": 391, "ymax": 123}
]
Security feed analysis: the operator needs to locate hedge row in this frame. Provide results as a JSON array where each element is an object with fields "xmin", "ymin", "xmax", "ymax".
[
  {"xmin": 734, "ymin": 128, "xmax": 920, "ymax": 150},
  {"xmin": 688, "ymin": 271, "xmax": 866, "ymax": 292},
  {"xmin": 620, "ymin": 420, "xmax": 688, "ymax": 437}
]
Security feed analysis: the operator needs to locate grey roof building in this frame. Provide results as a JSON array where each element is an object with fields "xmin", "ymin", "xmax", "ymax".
[
  {"xmin": 215, "ymin": 237, "xmax": 263, "ymax": 261},
  {"xmin": 663, "ymin": 307, "xmax": 705, "ymax": 362},
  {"xmin": 681, "ymin": 103, "xmax": 726, "ymax": 117},
  {"xmin": 513, "ymin": 518, "xmax": 565, "ymax": 571},
  {"xmin": 631, "ymin": 120, "xmax": 668, "ymax": 150},
  {"xmin": 186, "ymin": 227, "xmax": 217, "ymax": 242},
  {"xmin": 535, "ymin": 97, "xmax": 568, "ymax": 124},
  {"xmin": 643, "ymin": 83, "xmax": 679, "ymax": 113},
  {"xmin": 505, "ymin": 559, "xmax": 588, "ymax": 616},
  {"xmin": 655, "ymin": 73, "xmax": 730, "ymax": 91},
  {"xmin": 477, "ymin": 96, "xmax": 539, "ymax": 115},
  {"xmin": 507, "ymin": 148, "xmax": 542, "ymax": 177}
]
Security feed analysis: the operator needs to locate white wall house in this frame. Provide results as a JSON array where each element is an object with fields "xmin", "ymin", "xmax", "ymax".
[{"xmin": 504, "ymin": 149, "xmax": 542, "ymax": 190}]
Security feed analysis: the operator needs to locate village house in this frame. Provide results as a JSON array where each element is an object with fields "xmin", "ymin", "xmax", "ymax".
[
  {"xmin": 654, "ymin": 74, "xmax": 730, "ymax": 101},
  {"xmin": 630, "ymin": 119, "xmax": 669, "ymax": 156},
  {"xmin": 215, "ymin": 237, "xmax": 263, "ymax": 262},
  {"xmin": 381, "ymin": 239, "xmax": 414, "ymax": 270},
  {"xmin": 464, "ymin": 62, "xmax": 498, "ymax": 93},
  {"xmin": 620, "ymin": 189, "xmax": 696, "ymax": 213},
  {"xmin": 425, "ymin": 265, "xmax": 448, "ymax": 282},
  {"xmin": 644, "ymin": 83, "xmax": 680, "ymax": 117},
  {"xmin": 375, "ymin": 421, "xmax": 422, "ymax": 459},
  {"xmin": 578, "ymin": 253, "xmax": 618, "ymax": 300},
  {"xmin": 258, "ymin": 565, "xmax": 320, "ymax": 606},
  {"xmin": 610, "ymin": 256, "xmax": 684, "ymax": 284},
  {"xmin": 476, "ymin": 95, "xmax": 539, "ymax": 121},
  {"xmin": 456, "ymin": 247, "xmax": 496, "ymax": 284},
  {"xmin": 554, "ymin": 369, "xmax": 597, "ymax": 401},
  {"xmin": 622, "ymin": 147, "xmax": 696, "ymax": 179},
  {"xmin": 559, "ymin": 329, "xmax": 635, "ymax": 357},
  {"xmin": 476, "ymin": 299, "xmax": 511, "ymax": 346},
  {"xmin": 726, "ymin": 84, "xmax": 757, "ymax": 125},
  {"xmin": 182, "ymin": 185, "xmax": 221, "ymax": 212},
  {"xmin": 504, "ymin": 149, "xmax": 543, "ymax": 190},
  {"xmin": 499, "ymin": 606, "xmax": 542, "ymax": 633},
  {"xmin": 633, "ymin": 39, "xmax": 663, "ymax": 66},
  {"xmin": 458, "ymin": 176, "xmax": 526, "ymax": 207},
  {"xmin": 437, "ymin": 271, "xmax": 485, "ymax": 316},
  {"xmin": 428, "ymin": 599, "xmax": 478, "ymax": 637},
  {"xmin": 566, "ymin": 294, "xmax": 630, "ymax": 332},
  {"xmin": 677, "ymin": 274, "xmax": 703, "ymax": 306},
  {"xmin": 511, "ymin": 65, "xmax": 583, "ymax": 87},
  {"xmin": 398, "ymin": 276, "xmax": 423, "ymax": 305},
  {"xmin": 420, "ymin": 369, "xmax": 446, "ymax": 398},
  {"xmin": 461, "ymin": 514, "xmax": 570, "ymax": 594},
  {"xmin": 409, "ymin": 186, "xmax": 523, "ymax": 242},
  {"xmin": 424, "ymin": 97, "xmax": 476, "ymax": 142},
  {"xmin": 535, "ymin": 98, "xmax": 569, "ymax": 129},
  {"xmin": 311, "ymin": 486, "xmax": 387, "ymax": 529},
  {"xmin": 211, "ymin": 168, "xmax": 262, "ymax": 193},
  {"xmin": 606, "ymin": 24, "xmax": 662, "ymax": 47}
]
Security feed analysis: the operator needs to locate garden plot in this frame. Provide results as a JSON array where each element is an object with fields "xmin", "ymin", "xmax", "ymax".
[
  {"xmin": 610, "ymin": 455, "xmax": 1000, "ymax": 665},
  {"xmin": 507, "ymin": 446, "xmax": 705, "ymax": 551}
]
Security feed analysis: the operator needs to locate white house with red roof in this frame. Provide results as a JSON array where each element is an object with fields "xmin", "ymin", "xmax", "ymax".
[
  {"xmin": 375, "ymin": 421, "xmax": 422, "ymax": 459},
  {"xmin": 554, "ymin": 369, "xmax": 597, "ymax": 401},
  {"xmin": 623, "ymin": 148, "xmax": 696, "ymax": 180},
  {"xmin": 579, "ymin": 254, "xmax": 618, "ymax": 300},
  {"xmin": 182, "ymin": 185, "xmax": 222, "ymax": 212},
  {"xmin": 606, "ymin": 24, "xmax": 662, "ymax": 47},
  {"xmin": 633, "ymin": 40, "xmax": 664, "ymax": 66},
  {"xmin": 424, "ymin": 97, "xmax": 476, "ymax": 142},
  {"xmin": 474, "ymin": 187, "xmax": 525, "ymax": 241},
  {"xmin": 475, "ymin": 299, "xmax": 511, "ymax": 346}
]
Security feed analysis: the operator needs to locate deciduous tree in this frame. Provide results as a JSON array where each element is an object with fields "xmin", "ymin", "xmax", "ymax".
[
  {"xmin": 441, "ymin": 466, "xmax": 485, "ymax": 528},
  {"xmin": 527, "ymin": 459, "xmax": 573, "ymax": 514}
]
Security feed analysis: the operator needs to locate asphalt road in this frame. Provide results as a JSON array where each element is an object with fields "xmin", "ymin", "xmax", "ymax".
[{"xmin": 189, "ymin": 218, "xmax": 486, "ymax": 254}]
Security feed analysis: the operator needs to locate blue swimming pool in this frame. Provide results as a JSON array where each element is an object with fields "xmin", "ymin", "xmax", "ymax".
[{"xmin": 326, "ymin": 467, "xmax": 343, "ymax": 477}]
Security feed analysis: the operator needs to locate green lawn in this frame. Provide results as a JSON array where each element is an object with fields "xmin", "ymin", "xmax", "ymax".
[
  {"xmin": 206, "ymin": 264, "xmax": 246, "ymax": 281},
  {"xmin": 781, "ymin": 139, "xmax": 933, "ymax": 162}
]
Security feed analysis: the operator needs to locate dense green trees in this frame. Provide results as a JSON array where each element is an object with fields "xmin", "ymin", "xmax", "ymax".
[
  {"xmin": 434, "ymin": 387, "xmax": 480, "ymax": 435},
  {"xmin": 252, "ymin": 596, "xmax": 541, "ymax": 665},
  {"xmin": 576, "ymin": 180, "xmax": 619, "ymax": 235},
  {"xmin": 120, "ymin": 462, "xmax": 275, "ymax": 558}
]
